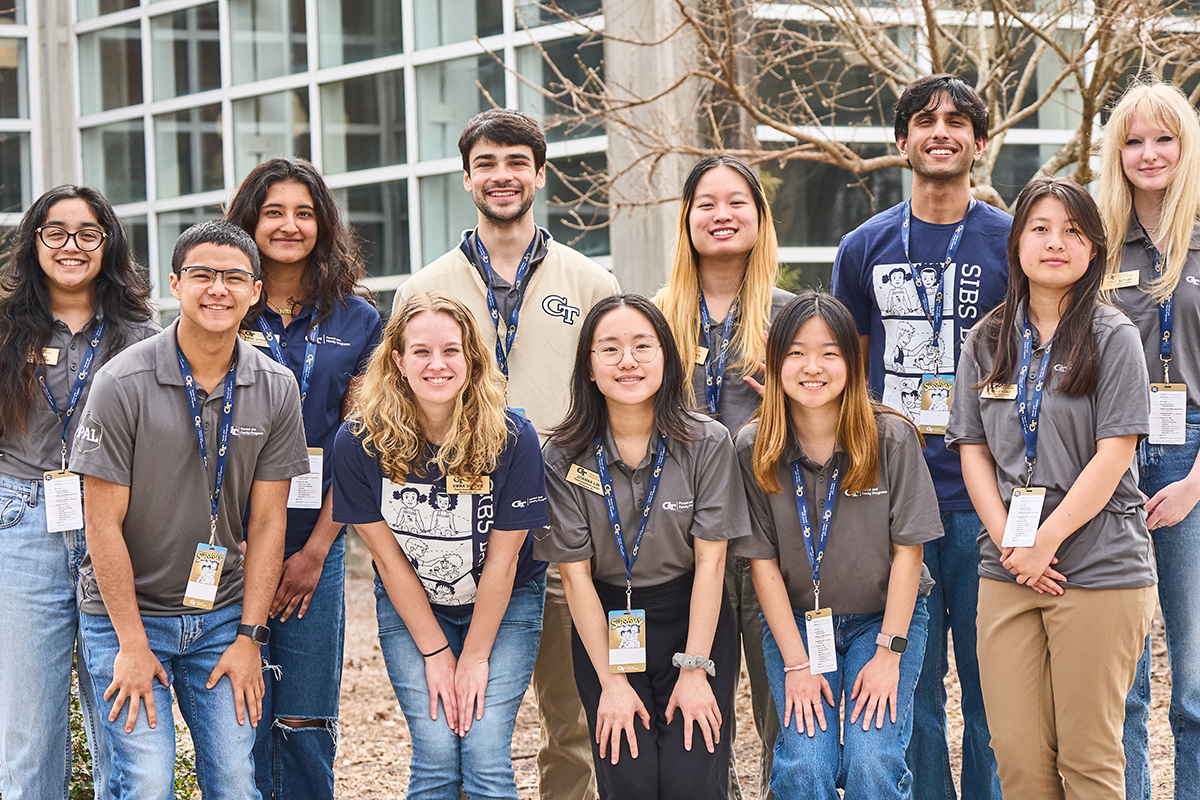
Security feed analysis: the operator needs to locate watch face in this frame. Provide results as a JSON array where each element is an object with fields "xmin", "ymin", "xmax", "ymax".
[{"xmin": 891, "ymin": 636, "xmax": 907, "ymax": 654}]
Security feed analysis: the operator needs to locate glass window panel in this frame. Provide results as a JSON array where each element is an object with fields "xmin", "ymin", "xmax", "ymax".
[
  {"xmin": 989, "ymin": 143, "xmax": 1068, "ymax": 207},
  {"xmin": 516, "ymin": 0, "xmax": 600, "ymax": 28},
  {"xmin": 156, "ymin": 204, "xmax": 223, "ymax": 290},
  {"xmin": 318, "ymin": 0, "xmax": 402, "ymax": 68},
  {"xmin": 81, "ymin": 119, "xmax": 146, "ymax": 205},
  {"xmin": 79, "ymin": 23, "xmax": 143, "ymax": 114},
  {"xmin": 0, "ymin": 130, "xmax": 30, "ymax": 211},
  {"xmin": 534, "ymin": 152, "xmax": 609, "ymax": 257},
  {"xmin": 232, "ymin": 89, "xmax": 311, "ymax": 184},
  {"xmin": 336, "ymin": 179, "xmax": 410, "ymax": 277},
  {"xmin": 416, "ymin": 55, "xmax": 505, "ymax": 161},
  {"xmin": 151, "ymin": 4, "xmax": 221, "ymax": 101},
  {"xmin": 778, "ymin": 263, "xmax": 834, "ymax": 294},
  {"xmin": 155, "ymin": 104, "xmax": 223, "ymax": 198},
  {"xmin": 769, "ymin": 148, "xmax": 903, "ymax": 248},
  {"xmin": 419, "ymin": 172, "xmax": 478, "ymax": 264},
  {"xmin": 0, "ymin": 0, "xmax": 21, "ymax": 24},
  {"xmin": 0, "ymin": 38, "xmax": 28, "ymax": 118},
  {"xmin": 77, "ymin": 0, "xmax": 136, "ymax": 22},
  {"xmin": 321, "ymin": 70, "xmax": 405, "ymax": 174},
  {"xmin": 121, "ymin": 215, "xmax": 150, "ymax": 285},
  {"xmin": 414, "ymin": 0, "xmax": 502, "ymax": 49},
  {"xmin": 517, "ymin": 37, "xmax": 603, "ymax": 143},
  {"xmin": 231, "ymin": 0, "xmax": 307, "ymax": 85}
]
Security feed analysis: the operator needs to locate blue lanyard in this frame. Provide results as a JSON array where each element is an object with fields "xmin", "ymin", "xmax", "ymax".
[
  {"xmin": 255, "ymin": 315, "xmax": 319, "ymax": 405},
  {"xmin": 790, "ymin": 455, "xmax": 840, "ymax": 610},
  {"xmin": 477, "ymin": 231, "xmax": 541, "ymax": 379},
  {"xmin": 1138, "ymin": 222, "xmax": 1174, "ymax": 380},
  {"xmin": 176, "ymin": 343, "xmax": 238, "ymax": 544},
  {"xmin": 593, "ymin": 434, "xmax": 667, "ymax": 611},
  {"xmin": 698, "ymin": 293, "xmax": 739, "ymax": 416},
  {"xmin": 1016, "ymin": 312, "xmax": 1053, "ymax": 485},
  {"xmin": 901, "ymin": 199, "xmax": 975, "ymax": 351},
  {"xmin": 37, "ymin": 321, "xmax": 105, "ymax": 471}
]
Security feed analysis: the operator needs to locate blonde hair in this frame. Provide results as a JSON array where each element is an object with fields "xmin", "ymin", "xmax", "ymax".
[
  {"xmin": 350, "ymin": 292, "xmax": 510, "ymax": 482},
  {"xmin": 654, "ymin": 157, "xmax": 780, "ymax": 406},
  {"xmin": 1098, "ymin": 80, "xmax": 1200, "ymax": 304}
]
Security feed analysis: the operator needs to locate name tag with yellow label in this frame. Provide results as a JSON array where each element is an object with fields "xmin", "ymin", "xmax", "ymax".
[
  {"xmin": 1102, "ymin": 271, "xmax": 1140, "ymax": 290},
  {"xmin": 448, "ymin": 474, "xmax": 491, "ymax": 494},
  {"xmin": 609, "ymin": 609, "xmax": 647, "ymax": 673},
  {"xmin": 28, "ymin": 348, "xmax": 60, "ymax": 365},
  {"xmin": 183, "ymin": 544, "xmax": 227, "ymax": 610},
  {"xmin": 695, "ymin": 346, "xmax": 709, "ymax": 366},
  {"xmin": 565, "ymin": 464, "xmax": 604, "ymax": 495},
  {"xmin": 239, "ymin": 330, "xmax": 272, "ymax": 348},
  {"xmin": 981, "ymin": 383, "xmax": 1018, "ymax": 400}
]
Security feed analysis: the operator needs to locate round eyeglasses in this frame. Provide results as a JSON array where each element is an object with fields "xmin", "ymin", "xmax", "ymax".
[
  {"xmin": 591, "ymin": 342, "xmax": 661, "ymax": 365},
  {"xmin": 37, "ymin": 226, "xmax": 107, "ymax": 252}
]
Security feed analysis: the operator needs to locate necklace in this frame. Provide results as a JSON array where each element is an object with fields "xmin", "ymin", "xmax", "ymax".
[{"xmin": 268, "ymin": 297, "xmax": 302, "ymax": 317}]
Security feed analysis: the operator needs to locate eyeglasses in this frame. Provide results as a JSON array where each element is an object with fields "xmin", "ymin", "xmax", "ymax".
[
  {"xmin": 37, "ymin": 226, "xmax": 107, "ymax": 252},
  {"xmin": 178, "ymin": 266, "xmax": 257, "ymax": 290},
  {"xmin": 591, "ymin": 342, "xmax": 661, "ymax": 365}
]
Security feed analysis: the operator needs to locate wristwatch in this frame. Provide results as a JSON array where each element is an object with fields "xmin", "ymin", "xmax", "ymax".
[
  {"xmin": 876, "ymin": 633, "xmax": 907, "ymax": 654},
  {"xmin": 237, "ymin": 624, "xmax": 271, "ymax": 645},
  {"xmin": 672, "ymin": 652, "xmax": 716, "ymax": 677}
]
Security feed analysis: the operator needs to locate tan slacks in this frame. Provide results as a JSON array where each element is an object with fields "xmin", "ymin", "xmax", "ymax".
[{"xmin": 976, "ymin": 578, "xmax": 1156, "ymax": 800}]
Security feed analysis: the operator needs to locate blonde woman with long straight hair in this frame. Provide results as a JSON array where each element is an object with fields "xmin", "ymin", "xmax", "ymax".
[
  {"xmin": 1099, "ymin": 79, "xmax": 1200, "ymax": 800},
  {"xmin": 655, "ymin": 154, "xmax": 792, "ymax": 798},
  {"xmin": 331, "ymin": 291, "xmax": 550, "ymax": 800}
]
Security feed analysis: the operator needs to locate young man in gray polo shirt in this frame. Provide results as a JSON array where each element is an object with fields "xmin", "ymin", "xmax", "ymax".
[{"xmin": 71, "ymin": 221, "xmax": 309, "ymax": 799}]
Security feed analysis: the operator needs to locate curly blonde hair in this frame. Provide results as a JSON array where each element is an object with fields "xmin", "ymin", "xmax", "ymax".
[{"xmin": 350, "ymin": 292, "xmax": 510, "ymax": 481}]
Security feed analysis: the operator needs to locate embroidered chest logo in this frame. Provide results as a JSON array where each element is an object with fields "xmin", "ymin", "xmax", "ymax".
[
  {"xmin": 542, "ymin": 295, "xmax": 581, "ymax": 325},
  {"xmin": 1187, "ymin": 276, "xmax": 1199, "ymax": 286}
]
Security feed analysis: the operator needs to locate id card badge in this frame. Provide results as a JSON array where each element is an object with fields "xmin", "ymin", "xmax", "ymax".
[
  {"xmin": 1002, "ymin": 487, "xmax": 1046, "ymax": 548},
  {"xmin": 286, "ymin": 447, "xmax": 324, "ymax": 509},
  {"xmin": 448, "ymin": 475, "xmax": 492, "ymax": 494},
  {"xmin": 566, "ymin": 464, "xmax": 605, "ymax": 495},
  {"xmin": 695, "ymin": 346, "xmax": 710, "ymax": 366},
  {"xmin": 1149, "ymin": 384, "xmax": 1187, "ymax": 445},
  {"xmin": 980, "ymin": 383, "xmax": 1017, "ymax": 400},
  {"xmin": 238, "ymin": 329, "xmax": 272, "ymax": 348},
  {"xmin": 608, "ymin": 609, "xmax": 647, "ymax": 673},
  {"xmin": 183, "ymin": 544, "xmax": 227, "ymax": 610},
  {"xmin": 804, "ymin": 608, "xmax": 837, "ymax": 675},
  {"xmin": 43, "ymin": 470, "xmax": 83, "ymax": 533},
  {"xmin": 918, "ymin": 374, "xmax": 955, "ymax": 435},
  {"xmin": 1102, "ymin": 271, "xmax": 1140, "ymax": 290},
  {"xmin": 28, "ymin": 348, "xmax": 60, "ymax": 365}
]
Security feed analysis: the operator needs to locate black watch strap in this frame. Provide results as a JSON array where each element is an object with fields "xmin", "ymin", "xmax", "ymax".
[{"xmin": 237, "ymin": 623, "xmax": 270, "ymax": 645}]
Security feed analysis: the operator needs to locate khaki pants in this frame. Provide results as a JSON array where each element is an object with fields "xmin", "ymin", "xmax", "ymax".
[{"xmin": 977, "ymin": 578, "xmax": 1156, "ymax": 800}]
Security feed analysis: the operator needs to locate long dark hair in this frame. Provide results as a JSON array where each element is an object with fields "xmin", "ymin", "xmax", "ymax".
[
  {"xmin": 225, "ymin": 158, "xmax": 367, "ymax": 328},
  {"xmin": 549, "ymin": 294, "xmax": 698, "ymax": 456},
  {"xmin": 0, "ymin": 184, "xmax": 153, "ymax": 437},
  {"xmin": 975, "ymin": 176, "xmax": 1106, "ymax": 396}
]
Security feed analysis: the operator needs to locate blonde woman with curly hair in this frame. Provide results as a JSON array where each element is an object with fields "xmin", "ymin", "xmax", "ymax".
[
  {"xmin": 1098, "ymin": 79, "xmax": 1200, "ymax": 800},
  {"xmin": 331, "ymin": 291, "xmax": 550, "ymax": 799}
]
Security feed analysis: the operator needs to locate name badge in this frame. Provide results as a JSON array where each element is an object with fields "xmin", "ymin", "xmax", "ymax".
[
  {"xmin": 448, "ymin": 474, "xmax": 491, "ymax": 495},
  {"xmin": 694, "ymin": 346, "xmax": 710, "ymax": 366},
  {"xmin": 28, "ymin": 348, "xmax": 60, "ymax": 365},
  {"xmin": 1149, "ymin": 383, "xmax": 1187, "ymax": 445},
  {"xmin": 804, "ymin": 607, "xmax": 837, "ymax": 675},
  {"xmin": 1101, "ymin": 271, "xmax": 1140, "ymax": 290},
  {"xmin": 43, "ymin": 470, "xmax": 83, "ymax": 532},
  {"xmin": 238, "ymin": 330, "xmax": 272, "ymax": 348},
  {"xmin": 1002, "ymin": 486, "xmax": 1046, "ymax": 548},
  {"xmin": 608, "ymin": 609, "xmax": 647, "ymax": 673},
  {"xmin": 918, "ymin": 374, "xmax": 955, "ymax": 435},
  {"xmin": 565, "ymin": 464, "xmax": 604, "ymax": 495},
  {"xmin": 980, "ymin": 383, "xmax": 1017, "ymax": 400},
  {"xmin": 183, "ymin": 544, "xmax": 227, "ymax": 610},
  {"xmin": 286, "ymin": 447, "xmax": 324, "ymax": 509}
]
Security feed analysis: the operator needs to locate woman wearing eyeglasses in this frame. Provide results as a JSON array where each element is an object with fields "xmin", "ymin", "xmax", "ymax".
[
  {"xmin": 225, "ymin": 158, "xmax": 382, "ymax": 800},
  {"xmin": 0, "ymin": 185, "xmax": 158, "ymax": 799}
]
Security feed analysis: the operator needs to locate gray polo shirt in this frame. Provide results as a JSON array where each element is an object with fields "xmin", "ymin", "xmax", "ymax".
[
  {"xmin": 0, "ymin": 314, "xmax": 160, "ymax": 481},
  {"xmin": 535, "ymin": 415, "xmax": 750, "ymax": 586},
  {"xmin": 465, "ymin": 228, "xmax": 551, "ymax": 324},
  {"xmin": 71, "ymin": 319, "xmax": 310, "ymax": 616},
  {"xmin": 946, "ymin": 302, "xmax": 1156, "ymax": 589},
  {"xmin": 1112, "ymin": 218, "xmax": 1200, "ymax": 409},
  {"xmin": 730, "ymin": 414, "xmax": 942, "ymax": 615},
  {"xmin": 690, "ymin": 288, "xmax": 794, "ymax": 437}
]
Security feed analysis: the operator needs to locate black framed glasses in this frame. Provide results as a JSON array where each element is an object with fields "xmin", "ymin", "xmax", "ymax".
[
  {"xmin": 591, "ymin": 342, "xmax": 661, "ymax": 365},
  {"xmin": 37, "ymin": 226, "xmax": 107, "ymax": 252},
  {"xmin": 178, "ymin": 266, "xmax": 257, "ymax": 290}
]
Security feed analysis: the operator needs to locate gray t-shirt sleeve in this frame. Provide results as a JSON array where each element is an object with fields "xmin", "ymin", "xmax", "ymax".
[
  {"xmin": 689, "ymin": 422, "xmax": 750, "ymax": 543},
  {"xmin": 252, "ymin": 376, "xmax": 310, "ymax": 482},
  {"xmin": 1095, "ymin": 317, "xmax": 1150, "ymax": 440},
  {"xmin": 69, "ymin": 370, "xmax": 136, "ymax": 486},
  {"xmin": 881, "ymin": 415, "xmax": 944, "ymax": 546},
  {"xmin": 534, "ymin": 448, "xmax": 596, "ymax": 564},
  {"xmin": 728, "ymin": 425, "xmax": 779, "ymax": 559},
  {"xmin": 945, "ymin": 328, "xmax": 988, "ymax": 450}
]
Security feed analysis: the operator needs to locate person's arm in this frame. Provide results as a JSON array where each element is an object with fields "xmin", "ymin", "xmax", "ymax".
[
  {"xmin": 84, "ymin": 475, "xmax": 169, "ymax": 733},
  {"xmin": 1145, "ymin": 444, "xmax": 1200, "ymax": 529},
  {"xmin": 559, "ymin": 558, "xmax": 650, "ymax": 764}
]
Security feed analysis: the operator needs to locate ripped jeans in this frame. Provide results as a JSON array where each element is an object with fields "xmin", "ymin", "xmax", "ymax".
[{"xmin": 253, "ymin": 535, "xmax": 345, "ymax": 799}]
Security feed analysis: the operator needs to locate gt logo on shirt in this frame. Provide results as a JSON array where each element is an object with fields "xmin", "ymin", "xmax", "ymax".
[
  {"xmin": 1187, "ymin": 275, "xmax": 1200, "ymax": 286},
  {"xmin": 542, "ymin": 295, "xmax": 581, "ymax": 325}
]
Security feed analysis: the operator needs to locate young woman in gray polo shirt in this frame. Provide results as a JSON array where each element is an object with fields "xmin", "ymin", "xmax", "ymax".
[
  {"xmin": 733, "ymin": 291, "xmax": 941, "ymax": 800},
  {"xmin": 1099, "ymin": 80, "xmax": 1200, "ymax": 799},
  {"xmin": 0, "ymin": 185, "xmax": 158, "ymax": 799},
  {"xmin": 536, "ymin": 293, "xmax": 749, "ymax": 800},
  {"xmin": 947, "ymin": 177, "xmax": 1157, "ymax": 800}
]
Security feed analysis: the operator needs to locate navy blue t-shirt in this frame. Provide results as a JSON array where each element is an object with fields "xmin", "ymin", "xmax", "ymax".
[
  {"xmin": 247, "ymin": 295, "xmax": 383, "ymax": 554},
  {"xmin": 331, "ymin": 411, "xmax": 549, "ymax": 617},
  {"xmin": 832, "ymin": 201, "xmax": 1010, "ymax": 511}
]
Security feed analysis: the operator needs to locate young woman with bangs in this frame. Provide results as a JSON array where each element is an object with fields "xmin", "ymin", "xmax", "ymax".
[
  {"xmin": 331, "ymin": 291, "xmax": 548, "ymax": 800},
  {"xmin": 732, "ymin": 291, "xmax": 940, "ymax": 800},
  {"xmin": 948, "ymin": 177, "xmax": 1157, "ymax": 800}
]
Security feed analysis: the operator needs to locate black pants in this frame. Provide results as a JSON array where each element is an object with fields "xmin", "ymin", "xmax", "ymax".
[{"xmin": 572, "ymin": 572, "xmax": 736, "ymax": 800}]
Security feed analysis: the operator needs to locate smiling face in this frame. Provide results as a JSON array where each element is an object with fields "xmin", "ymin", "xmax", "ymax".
[
  {"xmin": 169, "ymin": 243, "xmax": 262, "ymax": 339},
  {"xmin": 780, "ymin": 317, "xmax": 848, "ymax": 415},
  {"xmin": 254, "ymin": 180, "xmax": 318, "ymax": 270},
  {"xmin": 688, "ymin": 166, "xmax": 760, "ymax": 264},
  {"xmin": 898, "ymin": 93, "xmax": 986, "ymax": 183},
  {"xmin": 589, "ymin": 305, "xmax": 664, "ymax": 412},
  {"xmin": 1017, "ymin": 196, "xmax": 1096, "ymax": 297},
  {"xmin": 37, "ymin": 198, "xmax": 106, "ymax": 297},
  {"xmin": 392, "ymin": 310, "xmax": 469, "ymax": 419},
  {"xmin": 1121, "ymin": 113, "xmax": 1181, "ymax": 199},
  {"xmin": 463, "ymin": 140, "xmax": 546, "ymax": 226}
]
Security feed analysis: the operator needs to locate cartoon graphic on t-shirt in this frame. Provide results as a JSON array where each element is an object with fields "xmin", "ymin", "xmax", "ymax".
[
  {"xmin": 427, "ymin": 489, "xmax": 464, "ymax": 538},
  {"xmin": 886, "ymin": 322, "xmax": 918, "ymax": 371},
  {"xmin": 887, "ymin": 378, "xmax": 921, "ymax": 420},
  {"xmin": 381, "ymin": 478, "xmax": 480, "ymax": 606},
  {"xmin": 912, "ymin": 336, "xmax": 945, "ymax": 373},
  {"xmin": 917, "ymin": 266, "xmax": 942, "ymax": 307},
  {"xmin": 387, "ymin": 486, "xmax": 427, "ymax": 534},
  {"xmin": 881, "ymin": 267, "xmax": 921, "ymax": 315}
]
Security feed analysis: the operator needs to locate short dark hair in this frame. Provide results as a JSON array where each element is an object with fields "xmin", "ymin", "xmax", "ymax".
[
  {"xmin": 458, "ymin": 109, "xmax": 547, "ymax": 173},
  {"xmin": 171, "ymin": 220, "xmax": 261, "ymax": 276},
  {"xmin": 894, "ymin": 74, "xmax": 989, "ymax": 142}
]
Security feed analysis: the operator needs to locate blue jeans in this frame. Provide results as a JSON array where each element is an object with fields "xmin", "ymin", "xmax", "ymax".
[
  {"xmin": 375, "ymin": 572, "xmax": 545, "ymax": 800},
  {"xmin": 1125, "ymin": 409, "xmax": 1200, "ymax": 800},
  {"xmin": 253, "ymin": 535, "xmax": 345, "ymax": 800},
  {"xmin": 762, "ymin": 597, "xmax": 929, "ymax": 800},
  {"xmin": 80, "ymin": 603, "xmax": 260, "ymax": 800},
  {"xmin": 0, "ymin": 473, "xmax": 110, "ymax": 800},
  {"xmin": 907, "ymin": 510, "xmax": 1002, "ymax": 800}
]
